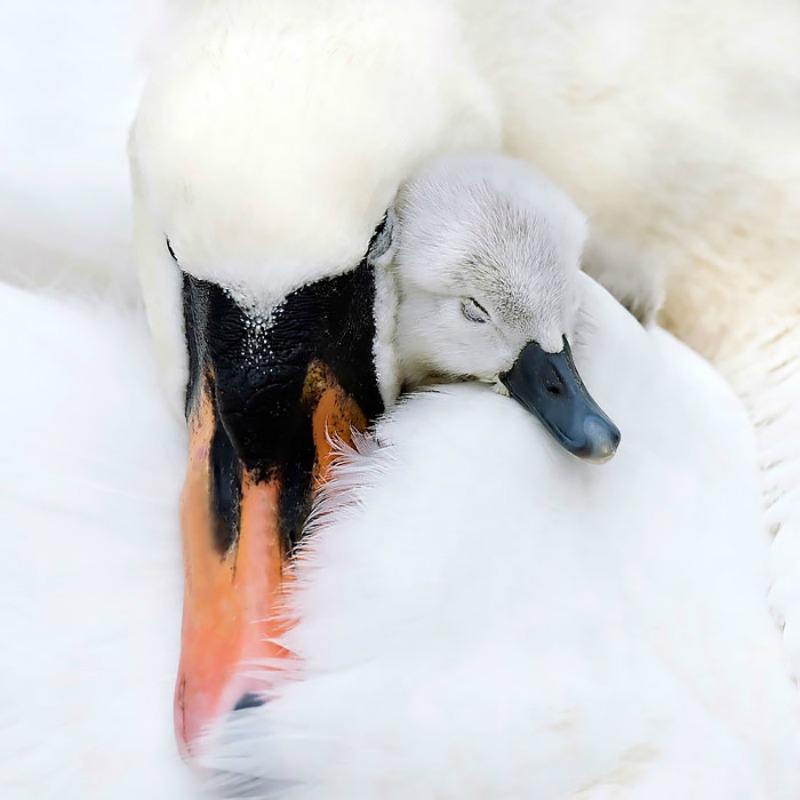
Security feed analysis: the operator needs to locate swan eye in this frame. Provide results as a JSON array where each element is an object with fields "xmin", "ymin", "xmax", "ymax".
[{"xmin": 462, "ymin": 297, "xmax": 490, "ymax": 324}]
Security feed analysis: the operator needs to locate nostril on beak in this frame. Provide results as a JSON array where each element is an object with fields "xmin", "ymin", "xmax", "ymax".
[
  {"xmin": 544, "ymin": 377, "xmax": 563, "ymax": 397},
  {"xmin": 233, "ymin": 692, "xmax": 266, "ymax": 712},
  {"xmin": 543, "ymin": 368, "xmax": 564, "ymax": 397}
]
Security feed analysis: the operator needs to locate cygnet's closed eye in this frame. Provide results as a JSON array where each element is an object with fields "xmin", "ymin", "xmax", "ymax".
[{"xmin": 462, "ymin": 297, "xmax": 491, "ymax": 324}]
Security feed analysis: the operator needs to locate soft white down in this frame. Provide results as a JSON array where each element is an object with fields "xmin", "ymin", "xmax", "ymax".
[
  {"xmin": 197, "ymin": 276, "xmax": 800, "ymax": 799},
  {"xmin": 372, "ymin": 153, "xmax": 588, "ymax": 404},
  {"xmin": 128, "ymin": 0, "xmax": 800, "ymax": 667},
  {"xmin": 3, "ymin": 277, "xmax": 797, "ymax": 799}
]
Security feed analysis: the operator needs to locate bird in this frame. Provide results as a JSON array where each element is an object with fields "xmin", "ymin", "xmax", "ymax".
[
  {"xmin": 127, "ymin": 3, "xmax": 800, "ymax": 684},
  {"xmin": 2, "ymin": 0, "xmax": 798, "ymax": 796},
  {"xmin": 123, "ymin": 0, "xmax": 800, "ymax": 767},
  {"xmin": 152, "ymin": 145, "xmax": 641, "ymax": 752},
  {"xmin": 3, "ymin": 157, "xmax": 797, "ymax": 797},
  {"xmin": 175, "ymin": 150, "xmax": 798, "ymax": 798},
  {"xmin": 198, "ymin": 275, "xmax": 800, "ymax": 800},
  {"xmin": 366, "ymin": 151, "xmax": 623, "ymax": 463}
]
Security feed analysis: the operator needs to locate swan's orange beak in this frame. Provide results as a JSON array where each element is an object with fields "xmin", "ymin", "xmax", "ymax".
[
  {"xmin": 175, "ymin": 381, "xmax": 288, "ymax": 754},
  {"xmin": 175, "ymin": 367, "xmax": 366, "ymax": 756}
]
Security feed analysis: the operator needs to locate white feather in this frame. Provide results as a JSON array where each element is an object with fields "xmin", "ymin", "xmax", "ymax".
[
  {"xmin": 129, "ymin": 3, "xmax": 800, "ymax": 610},
  {"xmin": 453, "ymin": 0, "xmax": 800, "ymax": 669},
  {"xmin": 0, "ymin": 285, "xmax": 196, "ymax": 800}
]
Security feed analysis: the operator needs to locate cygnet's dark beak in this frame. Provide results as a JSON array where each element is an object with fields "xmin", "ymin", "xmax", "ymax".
[{"xmin": 501, "ymin": 336, "xmax": 620, "ymax": 463}]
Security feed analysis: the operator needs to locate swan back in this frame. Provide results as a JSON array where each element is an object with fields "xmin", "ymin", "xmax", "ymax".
[{"xmin": 0, "ymin": 285, "xmax": 196, "ymax": 799}]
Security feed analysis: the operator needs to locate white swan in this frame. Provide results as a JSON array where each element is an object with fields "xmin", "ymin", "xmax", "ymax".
[
  {"xmin": 127, "ymin": 0, "xmax": 800, "ymax": 751},
  {"xmin": 203, "ymin": 280, "xmax": 800, "ymax": 800},
  {"xmin": 373, "ymin": 152, "xmax": 620, "ymax": 462},
  {"xmin": 176, "ymin": 153, "xmax": 798, "ymax": 798},
  {"xmin": 1, "ymin": 0, "xmax": 790, "ymax": 796},
  {"xmin": 127, "ymin": 1, "xmax": 800, "ymax": 663},
  {"xmin": 160, "ymin": 151, "xmax": 624, "ymax": 752},
  {"xmin": 2, "ymin": 270, "xmax": 797, "ymax": 799}
]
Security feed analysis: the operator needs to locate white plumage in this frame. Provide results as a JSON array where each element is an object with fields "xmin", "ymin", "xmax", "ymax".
[
  {"xmin": 197, "ymin": 276, "xmax": 799, "ymax": 799},
  {"xmin": 2, "ymin": 276, "xmax": 797, "ymax": 799},
  {"xmin": 129, "ymin": 0, "xmax": 800, "ymax": 570},
  {"xmin": 1, "ymin": 0, "xmax": 799, "ymax": 797},
  {"xmin": 0, "ymin": 287, "xmax": 194, "ymax": 799}
]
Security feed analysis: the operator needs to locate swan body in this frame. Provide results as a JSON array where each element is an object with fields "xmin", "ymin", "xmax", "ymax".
[
  {"xmin": 209, "ymin": 281, "xmax": 800, "ymax": 799},
  {"xmin": 452, "ymin": 1, "xmax": 800, "ymax": 614},
  {"xmin": 0, "ymin": 285, "xmax": 196, "ymax": 800},
  {"xmin": 3, "ymin": 276, "xmax": 797, "ymax": 798},
  {"xmin": 2, "ymin": 0, "xmax": 799, "ymax": 796}
]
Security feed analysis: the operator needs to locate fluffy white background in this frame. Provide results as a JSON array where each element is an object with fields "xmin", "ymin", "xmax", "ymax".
[{"xmin": 0, "ymin": 0, "xmax": 164, "ymax": 294}]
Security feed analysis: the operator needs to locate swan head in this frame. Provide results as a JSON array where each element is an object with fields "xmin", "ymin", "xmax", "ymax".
[{"xmin": 379, "ymin": 153, "xmax": 621, "ymax": 464}]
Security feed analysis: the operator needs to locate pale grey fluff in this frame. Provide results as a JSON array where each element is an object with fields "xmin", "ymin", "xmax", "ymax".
[
  {"xmin": 371, "ymin": 152, "xmax": 589, "ymax": 401},
  {"xmin": 582, "ymin": 233, "xmax": 666, "ymax": 326}
]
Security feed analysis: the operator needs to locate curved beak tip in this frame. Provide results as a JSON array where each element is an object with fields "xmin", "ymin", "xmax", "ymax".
[{"xmin": 578, "ymin": 415, "xmax": 621, "ymax": 464}]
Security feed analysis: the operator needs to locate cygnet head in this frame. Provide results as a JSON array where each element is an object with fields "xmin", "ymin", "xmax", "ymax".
[{"xmin": 378, "ymin": 153, "xmax": 620, "ymax": 463}]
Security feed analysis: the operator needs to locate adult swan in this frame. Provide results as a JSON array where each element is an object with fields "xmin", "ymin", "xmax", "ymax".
[{"xmin": 129, "ymin": 0, "xmax": 800, "ymax": 754}]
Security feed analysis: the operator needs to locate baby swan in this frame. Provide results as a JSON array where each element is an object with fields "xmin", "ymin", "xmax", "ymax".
[{"xmin": 374, "ymin": 153, "xmax": 621, "ymax": 463}]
